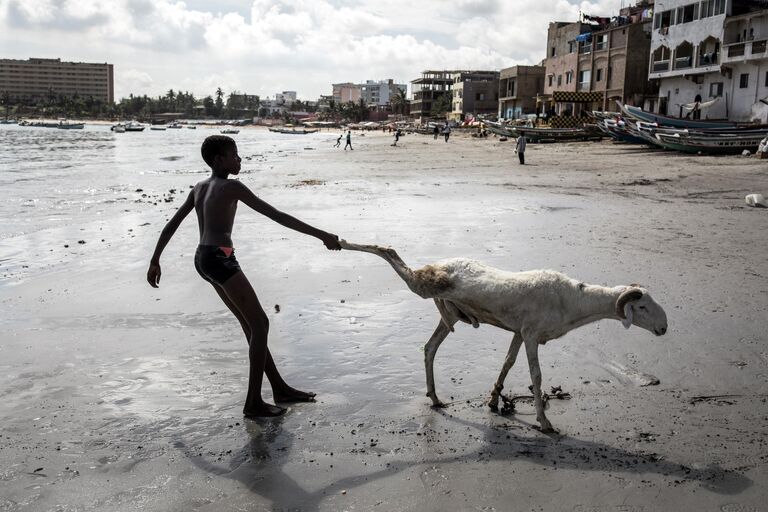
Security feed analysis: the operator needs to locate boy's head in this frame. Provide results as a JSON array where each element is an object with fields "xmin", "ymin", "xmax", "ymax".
[{"xmin": 201, "ymin": 135, "xmax": 240, "ymax": 174}]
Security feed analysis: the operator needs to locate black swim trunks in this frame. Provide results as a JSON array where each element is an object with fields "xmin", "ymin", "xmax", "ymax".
[{"xmin": 194, "ymin": 245, "xmax": 241, "ymax": 285}]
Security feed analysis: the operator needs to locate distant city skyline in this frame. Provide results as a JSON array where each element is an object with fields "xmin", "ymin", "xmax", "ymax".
[{"xmin": 1, "ymin": 0, "xmax": 622, "ymax": 101}]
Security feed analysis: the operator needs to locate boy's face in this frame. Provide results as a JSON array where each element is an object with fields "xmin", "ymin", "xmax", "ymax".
[{"xmin": 217, "ymin": 145, "xmax": 241, "ymax": 174}]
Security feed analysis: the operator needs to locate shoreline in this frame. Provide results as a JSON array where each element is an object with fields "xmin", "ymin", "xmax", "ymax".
[{"xmin": 1, "ymin": 130, "xmax": 767, "ymax": 510}]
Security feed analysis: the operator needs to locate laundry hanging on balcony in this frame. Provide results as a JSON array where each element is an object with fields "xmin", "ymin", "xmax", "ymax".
[{"xmin": 575, "ymin": 33, "xmax": 592, "ymax": 42}]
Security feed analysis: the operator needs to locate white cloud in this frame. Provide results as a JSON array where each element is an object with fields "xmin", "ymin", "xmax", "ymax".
[{"xmin": 0, "ymin": 0, "xmax": 627, "ymax": 100}]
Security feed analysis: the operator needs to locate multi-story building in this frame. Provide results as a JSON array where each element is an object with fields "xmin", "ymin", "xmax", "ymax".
[
  {"xmin": 498, "ymin": 65, "xmax": 545, "ymax": 119},
  {"xmin": 276, "ymin": 91, "xmax": 297, "ymax": 106},
  {"xmin": 332, "ymin": 82, "xmax": 362, "ymax": 104},
  {"xmin": 410, "ymin": 70, "xmax": 454, "ymax": 122},
  {"xmin": 0, "ymin": 57, "xmax": 114, "ymax": 104},
  {"xmin": 650, "ymin": 0, "xmax": 768, "ymax": 121},
  {"xmin": 649, "ymin": 0, "xmax": 728, "ymax": 117},
  {"xmin": 360, "ymin": 79, "xmax": 407, "ymax": 107},
  {"xmin": 543, "ymin": 4, "xmax": 656, "ymax": 121},
  {"xmin": 448, "ymin": 70, "xmax": 500, "ymax": 121}
]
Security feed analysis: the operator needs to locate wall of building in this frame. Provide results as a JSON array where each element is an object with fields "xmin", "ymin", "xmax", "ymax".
[
  {"xmin": 498, "ymin": 65, "xmax": 544, "ymax": 118},
  {"xmin": 0, "ymin": 58, "xmax": 114, "ymax": 103}
]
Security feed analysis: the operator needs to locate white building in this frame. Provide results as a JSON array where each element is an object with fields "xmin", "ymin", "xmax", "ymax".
[
  {"xmin": 649, "ymin": 0, "xmax": 768, "ymax": 121},
  {"xmin": 360, "ymin": 79, "xmax": 407, "ymax": 107}
]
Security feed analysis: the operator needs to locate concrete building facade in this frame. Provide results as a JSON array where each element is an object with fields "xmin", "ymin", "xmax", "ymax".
[
  {"xmin": 332, "ymin": 83, "xmax": 362, "ymax": 104},
  {"xmin": 498, "ymin": 65, "xmax": 545, "ymax": 119},
  {"xmin": 360, "ymin": 79, "xmax": 407, "ymax": 107},
  {"xmin": 0, "ymin": 57, "xmax": 114, "ymax": 104},
  {"xmin": 410, "ymin": 70, "xmax": 454, "ymax": 122},
  {"xmin": 448, "ymin": 70, "xmax": 500, "ymax": 121}
]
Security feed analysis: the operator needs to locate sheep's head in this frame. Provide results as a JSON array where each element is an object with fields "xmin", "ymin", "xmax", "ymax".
[{"xmin": 616, "ymin": 286, "xmax": 667, "ymax": 336}]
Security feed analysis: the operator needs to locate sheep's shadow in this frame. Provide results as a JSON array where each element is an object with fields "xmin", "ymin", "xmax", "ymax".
[
  {"xmin": 434, "ymin": 408, "xmax": 752, "ymax": 496},
  {"xmin": 177, "ymin": 407, "xmax": 751, "ymax": 511}
]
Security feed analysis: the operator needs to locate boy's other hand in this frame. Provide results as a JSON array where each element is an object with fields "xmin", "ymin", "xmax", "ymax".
[
  {"xmin": 322, "ymin": 233, "xmax": 342, "ymax": 251},
  {"xmin": 147, "ymin": 263, "xmax": 162, "ymax": 287}
]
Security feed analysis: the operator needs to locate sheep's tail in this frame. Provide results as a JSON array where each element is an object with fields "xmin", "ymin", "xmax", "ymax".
[{"xmin": 339, "ymin": 239, "xmax": 451, "ymax": 299}]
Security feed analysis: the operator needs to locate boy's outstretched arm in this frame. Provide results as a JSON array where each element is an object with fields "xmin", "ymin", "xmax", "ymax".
[
  {"xmin": 147, "ymin": 190, "xmax": 195, "ymax": 287},
  {"xmin": 232, "ymin": 181, "xmax": 341, "ymax": 250}
]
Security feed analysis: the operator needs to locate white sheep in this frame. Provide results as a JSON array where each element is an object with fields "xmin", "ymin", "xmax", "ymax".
[{"xmin": 339, "ymin": 240, "xmax": 668, "ymax": 433}]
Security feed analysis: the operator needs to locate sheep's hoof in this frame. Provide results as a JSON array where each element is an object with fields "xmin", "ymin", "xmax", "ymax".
[
  {"xmin": 488, "ymin": 401, "xmax": 499, "ymax": 412},
  {"xmin": 535, "ymin": 420, "xmax": 557, "ymax": 434},
  {"xmin": 430, "ymin": 401, "xmax": 448, "ymax": 409}
]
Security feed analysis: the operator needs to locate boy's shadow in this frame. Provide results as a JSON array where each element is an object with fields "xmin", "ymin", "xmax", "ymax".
[{"xmin": 177, "ymin": 410, "xmax": 752, "ymax": 511}]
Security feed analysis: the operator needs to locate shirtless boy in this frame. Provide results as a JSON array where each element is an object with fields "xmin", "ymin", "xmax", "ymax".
[{"xmin": 147, "ymin": 135, "xmax": 341, "ymax": 417}]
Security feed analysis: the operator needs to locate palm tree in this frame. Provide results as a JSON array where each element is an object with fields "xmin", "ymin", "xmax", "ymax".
[
  {"xmin": 166, "ymin": 89, "xmax": 175, "ymax": 111},
  {"xmin": 391, "ymin": 87, "xmax": 408, "ymax": 116}
]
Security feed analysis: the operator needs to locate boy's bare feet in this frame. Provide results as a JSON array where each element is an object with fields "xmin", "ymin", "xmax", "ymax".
[
  {"xmin": 243, "ymin": 402, "xmax": 288, "ymax": 418},
  {"xmin": 273, "ymin": 386, "xmax": 317, "ymax": 403}
]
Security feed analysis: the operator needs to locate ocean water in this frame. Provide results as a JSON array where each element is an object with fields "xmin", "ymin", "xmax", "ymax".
[{"xmin": 0, "ymin": 124, "xmax": 331, "ymax": 281}]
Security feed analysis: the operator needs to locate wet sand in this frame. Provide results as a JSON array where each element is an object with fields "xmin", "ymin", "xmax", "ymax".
[{"xmin": 1, "ymin": 130, "xmax": 767, "ymax": 511}]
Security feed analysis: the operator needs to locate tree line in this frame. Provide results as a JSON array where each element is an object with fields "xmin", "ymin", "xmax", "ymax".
[{"xmin": 2, "ymin": 85, "xmax": 414, "ymax": 122}]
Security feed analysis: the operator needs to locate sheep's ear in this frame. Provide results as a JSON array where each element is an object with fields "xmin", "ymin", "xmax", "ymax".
[
  {"xmin": 616, "ymin": 288, "xmax": 643, "ymax": 318},
  {"xmin": 622, "ymin": 304, "xmax": 633, "ymax": 329}
]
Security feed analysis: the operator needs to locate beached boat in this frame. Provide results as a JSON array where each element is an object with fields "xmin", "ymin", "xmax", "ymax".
[
  {"xmin": 113, "ymin": 125, "xmax": 126, "ymax": 133},
  {"xmin": 268, "ymin": 127, "xmax": 318, "ymax": 134},
  {"xmin": 112, "ymin": 121, "xmax": 145, "ymax": 132},
  {"xmin": 653, "ymin": 131, "xmax": 765, "ymax": 154},
  {"xmin": 150, "ymin": 126, "xmax": 167, "ymax": 131},
  {"xmin": 621, "ymin": 104, "xmax": 736, "ymax": 129},
  {"xmin": 482, "ymin": 121, "xmax": 516, "ymax": 137},
  {"xmin": 167, "ymin": 122, "xmax": 183, "ymax": 129},
  {"xmin": 220, "ymin": 128, "xmax": 240, "ymax": 134},
  {"xmin": 186, "ymin": 125, "xmax": 197, "ymax": 129},
  {"xmin": 56, "ymin": 122, "xmax": 84, "ymax": 129}
]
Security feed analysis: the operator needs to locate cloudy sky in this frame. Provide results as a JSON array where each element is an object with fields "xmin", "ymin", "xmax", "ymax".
[{"xmin": 1, "ymin": 0, "xmax": 622, "ymax": 101}]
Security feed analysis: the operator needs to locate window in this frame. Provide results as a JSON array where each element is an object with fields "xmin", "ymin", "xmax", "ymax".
[
  {"xmin": 654, "ymin": 12, "xmax": 661, "ymax": 29},
  {"xmin": 674, "ymin": 7, "xmax": 683, "ymax": 24},
  {"xmin": 765, "ymin": 71, "xmax": 768, "ymax": 87},
  {"xmin": 476, "ymin": 92, "xmax": 485, "ymax": 101},
  {"xmin": 710, "ymin": 82, "xmax": 723, "ymax": 96},
  {"xmin": 568, "ymin": 41, "xmax": 576, "ymax": 53},
  {"xmin": 557, "ymin": 74, "xmax": 562, "ymax": 86},
  {"xmin": 565, "ymin": 71, "xmax": 573, "ymax": 84},
  {"xmin": 578, "ymin": 69, "xmax": 591, "ymax": 84},
  {"xmin": 714, "ymin": 0, "xmax": 725, "ymax": 15},
  {"xmin": 700, "ymin": 0, "xmax": 713, "ymax": 18},
  {"xmin": 548, "ymin": 75, "xmax": 553, "ymax": 87},
  {"xmin": 740, "ymin": 73, "xmax": 749, "ymax": 88},
  {"xmin": 596, "ymin": 68, "xmax": 603, "ymax": 82},
  {"xmin": 551, "ymin": 47, "xmax": 556, "ymax": 57},
  {"xmin": 682, "ymin": 4, "xmax": 696, "ymax": 23}
]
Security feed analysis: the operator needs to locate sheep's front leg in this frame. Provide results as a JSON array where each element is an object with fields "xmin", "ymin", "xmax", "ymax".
[
  {"xmin": 524, "ymin": 338, "xmax": 555, "ymax": 433},
  {"xmin": 489, "ymin": 333, "xmax": 523, "ymax": 411},
  {"xmin": 424, "ymin": 320, "xmax": 452, "ymax": 407}
]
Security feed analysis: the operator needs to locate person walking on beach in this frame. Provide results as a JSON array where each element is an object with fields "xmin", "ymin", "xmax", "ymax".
[
  {"xmin": 334, "ymin": 134, "xmax": 342, "ymax": 148},
  {"xmin": 442, "ymin": 123, "xmax": 451, "ymax": 143},
  {"xmin": 393, "ymin": 128, "xmax": 401, "ymax": 146},
  {"xmin": 147, "ymin": 135, "xmax": 341, "ymax": 418},
  {"xmin": 433, "ymin": 125, "xmax": 439, "ymax": 140},
  {"xmin": 344, "ymin": 130, "xmax": 353, "ymax": 151},
  {"xmin": 515, "ymin": 133, "xmax": 527, "ymax": 165}
]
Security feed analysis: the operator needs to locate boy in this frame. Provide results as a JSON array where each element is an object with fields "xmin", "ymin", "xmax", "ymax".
[
  {"xmin": 334, "ymin": 134, "xmax": 342, "ymax": 148},
  {"xmin": 344, "ymin": 130, "xmax": 353, "ymax": 151},
  {"xmin": 147, "ymin": 135, "xmax": 341, "ymax": 418},
  {"xmin": 515, "ymin": 133, "xmax": 527, "ymax": 165}
]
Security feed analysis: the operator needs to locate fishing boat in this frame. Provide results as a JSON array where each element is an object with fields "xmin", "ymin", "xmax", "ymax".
[
  {"xmin": 220, "ymin": 128, "xmax": 240, "ymax": 134},
  {"xmin": 150, "ymin": 126, "xmax": 167, "ymax": 131},
  {"xmin": 167, "ymin": 122, "xmax": 183, "ymax": 129},
  {"xmin": 483, "ymin": 120, "xmax": 516, "ymax": 138},
  {"xmin": 113, "ymin": 125, "xmax": 126, "ymax": 133},
  {"xmin": 268, "ymin": 127, "xmax": 318, "ymax": 134},
  {"xmin": 620, "ymin": 103, "xmax": 736, "ymax": 129},
  {"xmin": 516, "ymin": 126, "xmax": 603, "ymax": 143},
  {"xmin": 653, "ymin": 131, "xmax": 765, "ymax": 154},
  {"xmin": 56, "ymin": 122, "xmax": 84, "ymax": 129},
  {"xmin": 186, "ymin": 125, "xmax": 197, "ymax": 129},
  {"xmin": 112, "ymin": 121, "xmax": 145, "ymax": 132}
]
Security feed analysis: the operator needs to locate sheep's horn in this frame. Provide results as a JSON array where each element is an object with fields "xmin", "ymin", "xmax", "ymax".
[{"xmin": 616, "ymin": 288, "xmax": 643, "ymax": 318}]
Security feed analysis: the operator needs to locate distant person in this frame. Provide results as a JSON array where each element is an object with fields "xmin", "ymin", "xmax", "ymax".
[
  {"xmin": 147, "ymin": 135, "xmax": 341, "ymax": 418},
  {"xmin": 515, "ymin": 133, "xmax": 527, "ymax": 165},
  {"xmin": 443, "ymin": 123, "xmax": 451, "ymax": 143},
  {"xmin": 393, "ymin": 128, "xmax": 401, "ymax": 146},
  {"xmin": 344, "ymin": 130, "xmax": 353, "ymax": 151},
  {"xmin": 334, "ymin": 134, "xmax": 342, "ymax": 148},
  {"xmin": 433, "ymin": 125, "xmax": 439, "ymax": 139}
]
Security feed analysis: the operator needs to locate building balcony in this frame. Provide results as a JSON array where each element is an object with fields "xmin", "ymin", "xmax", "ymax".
[
  {"xmin": 674, "ymin": 56, "xmax": 693, "ymax": 70},
  {"xmin": 577, "ymin": 82, "xmax": 590, "ymax": 91},
  {"xmin": 579, "ymin": 45, "xmax": 592, "ymax": 54},
  {"xmin": 652, "ymin": 60, "xmax": 670, "ymax": 72},
  {"xmin": 722, "ymin": 40, "xmax": 767, "ymax": 63},
  {"xmin": 594, "ymin": 41, "xmax": 608, "ymax": 51}
]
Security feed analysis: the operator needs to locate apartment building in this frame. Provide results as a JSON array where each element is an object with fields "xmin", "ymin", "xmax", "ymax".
[
  {"xmin": 650, "ymin": 0, "xmax": 768, "ymax": 121},
  {"xmin": 410, "ymin": 70, "xmax": 454, "ymax": 122},
  {"xmin": 448, "ymin": 70, "xmax": 499, "ymax": 121},
  {"xmin": 498, "ymin": 65, "xmax": 545, "ymax": 119},
  {"xmin": 332, "ymin": 82, "xmax": 362, "ymax": 103},
  {"xmin": 0, "ymin": 57, "xmax": 114, "ymax": 104},
  {"xmin": 360, "ymin": 79, "xmax": 407, "ymax": 107},
  {"xmin": 543, "ymin": 4, "xmax": 656, "ymax": 118}
]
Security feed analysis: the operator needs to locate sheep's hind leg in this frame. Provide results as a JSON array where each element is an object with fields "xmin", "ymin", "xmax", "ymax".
[
  {"xmin": 424, "ymin": 319, "xmax": 453, "ymax": 407},
  {"xmin": 489, "ymin": 332, "xmax": 523, "ymax": 411},
  {"xmin": 524, "ymin": 337, "xmax": 555, "ymax": 433}
]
